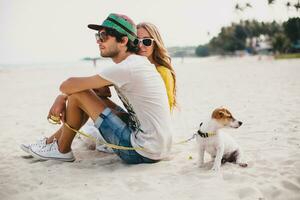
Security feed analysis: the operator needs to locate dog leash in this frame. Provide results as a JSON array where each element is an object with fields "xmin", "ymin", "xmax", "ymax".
[
  {"xmin": 174, "ymin": 133, "xmax": 197, "ymax": 145},
  {"xmin": 48, "ymin": 115, "xmax": 197, "ymax": 152},
  {"xmin": 64, "ymin": 123, "xmax": 146, "ymax": 151},
  {"xmin": 49, "ymin": 115, "xmax": 144, "ymax": 151}
]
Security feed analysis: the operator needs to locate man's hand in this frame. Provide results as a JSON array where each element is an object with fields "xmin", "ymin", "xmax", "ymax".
[
  {"xmin": 47, "ymin": 94, "xmax": 67, "ymax": 123},
  {"xmin": 93, "ymin": 86, "xmax": 112, "ymax": 98}
]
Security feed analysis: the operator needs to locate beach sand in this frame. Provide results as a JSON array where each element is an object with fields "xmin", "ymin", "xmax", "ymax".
[{"xmin": 0, "ymin": 56, "xmax": 300, "ymax": 200}]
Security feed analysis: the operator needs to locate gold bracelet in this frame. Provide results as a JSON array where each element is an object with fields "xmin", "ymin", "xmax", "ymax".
[{"xmin": 48, "ymin": 115, "xmax": 61, "ymax": 124}]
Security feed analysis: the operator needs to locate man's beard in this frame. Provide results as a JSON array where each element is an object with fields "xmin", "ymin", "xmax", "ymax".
[{"xmin": 100, "ymin": 46, "xmax": 120, "ymax": 58}]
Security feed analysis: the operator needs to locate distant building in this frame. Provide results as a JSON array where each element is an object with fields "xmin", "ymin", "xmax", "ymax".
[
  {"xmin": 246, "ymin": 35, "xmax": 272, "ymax": 55},
  {"xmin": 168, "ymin": 46, "xmax": 196, "ymax": 57}
]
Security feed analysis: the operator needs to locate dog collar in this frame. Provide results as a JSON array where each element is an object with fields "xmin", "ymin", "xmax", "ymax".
[
  {"xmin": 197, "ymin": 130, "xmax": 216, "ymax": 138},
  {"xmin": 198, "ymin": 123, "xmax": 216, "ymax": 138}
]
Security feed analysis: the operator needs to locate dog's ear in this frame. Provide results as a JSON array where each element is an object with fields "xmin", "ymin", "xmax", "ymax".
[
  {"xmin": 219, "ymin": 110, "xmax": 232, "ymax": 118},
  {"xmin": 200, "ymin": 122, "xmax": 203, "ymax": 127}
]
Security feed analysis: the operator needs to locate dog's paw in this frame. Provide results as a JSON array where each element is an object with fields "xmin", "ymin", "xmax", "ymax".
[{"xmin": 238, "ymin": 163, "xmax": 248, "ymax": 168}]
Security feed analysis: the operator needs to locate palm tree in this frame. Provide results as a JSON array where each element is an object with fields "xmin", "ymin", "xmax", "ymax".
[
  {"xmin": 234, "ymin": 3, "xmax": 252, "ymax": 12},
  {"xmin": 235, "ymin": 3, "xmax": 244, "ymax": 12},
  {"xmin": 268, "ymin": 0, "xmax": 276, "ymax": 4},
  {"xmin": 245, "ymin": 3, "xmax": 252, "ymax": 8},
  {"xmin": 267, "ymin": 0, "xmax": 300, "ymax": 11},
  {"xmin": 294, "ymin": 0, "xmax": 300, "ymax": 11}
]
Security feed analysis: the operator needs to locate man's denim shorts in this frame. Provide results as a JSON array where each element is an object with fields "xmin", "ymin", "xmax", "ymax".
[{"xmin": 94, "ymin": 107, "xmax": 158, "ymax": 164}]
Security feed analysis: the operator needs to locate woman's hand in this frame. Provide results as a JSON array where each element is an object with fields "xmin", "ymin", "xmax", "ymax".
[{"xmin": 47, "ymin": 94, "xmax": 67, "ymax": 123}]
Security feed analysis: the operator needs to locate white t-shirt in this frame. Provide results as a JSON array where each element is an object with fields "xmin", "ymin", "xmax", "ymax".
[{"xmin": 97, "ymin": 54, "xmax": 172, "ymax": 160}]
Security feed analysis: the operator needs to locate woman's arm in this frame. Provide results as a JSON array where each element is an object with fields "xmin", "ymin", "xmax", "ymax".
[{"xmin": 156, "ymin": 67, "xmax": 175, "ymax": 110}]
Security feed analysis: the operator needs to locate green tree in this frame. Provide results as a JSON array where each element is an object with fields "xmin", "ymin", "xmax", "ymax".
[
  {"xmin": 272, "ymin": 33, "xmax": 291, "ymax": 53},
  {"xmin": 195, "ymin": 45, "xmax": 209, "ymax": 57},
  {"xmin": 283, "ymin": 17, "xmax": 300, "ymax": 43},
  {"xmin": 265, "ymin": 21, "xmax": 283, "ymax": 36}
]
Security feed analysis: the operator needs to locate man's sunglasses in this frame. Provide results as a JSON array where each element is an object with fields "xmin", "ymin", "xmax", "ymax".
[
  {"xmin": 95, "ymin": 31, "xmax": 109, "ymax": 43},
  {"xmin": 134, "ymin": 38, "xmax": 155, "ymax": 47}
]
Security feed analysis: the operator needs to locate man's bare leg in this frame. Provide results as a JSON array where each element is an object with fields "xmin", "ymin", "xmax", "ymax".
[
  {"xmin": 46, "ymin": 97, "xmax": 119, "ymax": 145},
  {"xmin": 46, "ymin": 114, "xmax": 89, "ymax": 144},
  {"xmin": 54, "ymin": 90, "xmax": 108, "ymax": 153}
]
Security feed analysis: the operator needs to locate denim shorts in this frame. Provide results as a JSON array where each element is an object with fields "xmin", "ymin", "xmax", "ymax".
[{"xmin": 94, "ymin": 107, "xmax": 158, "ymax": 164}]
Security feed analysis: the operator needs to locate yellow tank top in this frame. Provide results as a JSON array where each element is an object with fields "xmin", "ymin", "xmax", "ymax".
[{"xmin": 156, "ymin": 66, "xmax": 175, "ymax": 110}]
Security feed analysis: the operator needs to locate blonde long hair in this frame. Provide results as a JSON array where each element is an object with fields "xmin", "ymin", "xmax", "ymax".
[{"xmin": 137, "ymin": 22, "xmax": 177, "ymax": 107}]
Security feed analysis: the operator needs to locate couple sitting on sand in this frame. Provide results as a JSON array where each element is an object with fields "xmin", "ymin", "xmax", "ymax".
[{"xmin": 21, "ymin": 13, "xmax": 176, "ymax": 164}]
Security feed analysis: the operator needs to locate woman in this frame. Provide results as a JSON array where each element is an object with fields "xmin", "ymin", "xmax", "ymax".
[{"xmin": 136, "ymin": 22, "xmax": 177, "ymax": 110}]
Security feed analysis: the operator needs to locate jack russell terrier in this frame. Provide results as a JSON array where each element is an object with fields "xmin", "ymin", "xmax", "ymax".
[{"xmin": 196, "ymin": 107, "xmax": 247, "ymax": 171}]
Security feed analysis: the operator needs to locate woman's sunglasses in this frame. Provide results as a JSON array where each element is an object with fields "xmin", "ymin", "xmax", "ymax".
[{"xmin": 134, "ymin": 38, "xmax": 155, "ymax": 47}]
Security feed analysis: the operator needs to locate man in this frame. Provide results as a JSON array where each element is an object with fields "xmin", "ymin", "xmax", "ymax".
[{"xmin": 22, "ymin": 13, "xmax": 172, "ymax": 164}]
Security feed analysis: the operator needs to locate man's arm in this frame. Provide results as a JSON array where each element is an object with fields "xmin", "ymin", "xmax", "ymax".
[
  {"xmin": 93, "ymin": 86, "xmax": 112, "ymax": 98},
  {"xmin": 60, "ymin": 75, "xmax": 112, "ymax": 95}
]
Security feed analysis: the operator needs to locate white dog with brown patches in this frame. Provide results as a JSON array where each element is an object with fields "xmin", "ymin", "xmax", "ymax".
[{"xmin": 197, "ymin": 107, "xmax": 247, "ymax": 171}]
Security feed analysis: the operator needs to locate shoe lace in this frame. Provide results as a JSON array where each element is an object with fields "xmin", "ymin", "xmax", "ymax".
[
  {"xmin": 40, "ymin": 138, "xmax": 57, "ymax": 152},
  {"xmin": 28, "ymin": 137, "xmax": 47, "ymax": 148},
  {"xmin": 39, "ymin": 137, "xmax": 47, "ymax": 147},
  {"xmin": 49, "ymin": 138, "xmax": 58, "ymax": 151},
  {"xmin": 40, "ymin": 141, "xmax": 48, "ymax": 149}
]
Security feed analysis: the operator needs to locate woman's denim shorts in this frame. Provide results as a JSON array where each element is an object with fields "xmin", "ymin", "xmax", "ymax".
[{"xmin": 94, "ymin": 107, "xmax": 158, "ymax": 164}]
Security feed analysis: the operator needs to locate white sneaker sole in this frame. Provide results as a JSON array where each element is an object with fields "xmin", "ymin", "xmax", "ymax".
[{"xmin": 29, "ymin": 148, "xmax": 75, "ymax": 162}]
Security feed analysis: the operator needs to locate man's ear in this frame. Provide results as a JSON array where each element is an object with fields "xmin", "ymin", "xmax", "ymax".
[{"xmin": 120, "ymin": 36, "xmax": 129, "ymax": 47}]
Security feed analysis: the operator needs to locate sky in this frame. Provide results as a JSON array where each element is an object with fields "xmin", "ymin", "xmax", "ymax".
[{"xmin": 0, "ymin": 0, "xmax": 299, "ymax": 64}]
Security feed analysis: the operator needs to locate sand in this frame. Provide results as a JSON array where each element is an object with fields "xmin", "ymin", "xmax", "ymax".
[{"xmin": 0, "ymin": 56, "xmax": 300, "ymax": 200}]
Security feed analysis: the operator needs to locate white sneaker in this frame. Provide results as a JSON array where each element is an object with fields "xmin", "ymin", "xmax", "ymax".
[
  {"xmin": 29, "ymin": 139, "xmax": 75, "ymax": 162},
  {"xmin": 20, "ymin": 137, "xmax": 47, "ymax": 154}
]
